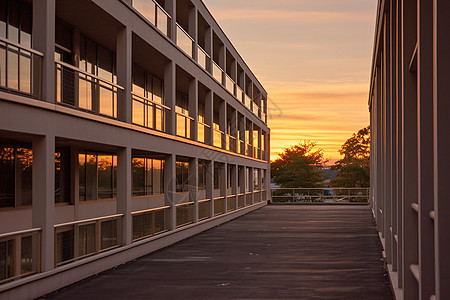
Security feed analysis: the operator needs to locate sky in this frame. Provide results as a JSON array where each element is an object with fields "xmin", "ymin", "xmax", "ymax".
[{"xmin": 202, "ymin": 0, "xmax": 377, "ymax": 164}]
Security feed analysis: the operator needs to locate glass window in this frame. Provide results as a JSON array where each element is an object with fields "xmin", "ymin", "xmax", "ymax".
[
  {"xmin": 97, "ymin": 155, "xmax": 113, "ymax": 199},
  {"xmin": 55, "ymin": 149, "xmax": 71, "ymax": 204},
  {"xmin": 253, "ymin": 169, "xmax": 259, "ymax": 191},
  {"xmin": 79, "ymin": 153, "xmax": 116, "ymax": 201},
  {"xmin": 214, "ymin": 164, "xmax": 220, "ymax": 190},
  {"xmin": 132, "ymin": 157, "xmax": 165, "ymax": 196},
  {"xmin": 85, "ymin": 154, "xmax": 97, "ymax": 201},
  {"xmin": 176, "ymin": 162, "xmax": 189, "ymax": 193},
  {"xmin": 152, "ymin": 159, "xmax": 164, "ymax": 195},
  {"xmin": 0, "ymin": 146, "xmax": 15, "ymax": 207},
  {"xmin": 198, "ymin": 162, "xmax": 206, "ymax": 191}
]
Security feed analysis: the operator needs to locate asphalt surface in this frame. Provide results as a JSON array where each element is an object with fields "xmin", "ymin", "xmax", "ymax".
[{"xmin": 45, "ymin": 205, "xmax": 393, "ymax": 300}]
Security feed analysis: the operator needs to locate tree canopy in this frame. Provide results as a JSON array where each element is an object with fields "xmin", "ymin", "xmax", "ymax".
[
  {"xmin": 330, "ymin": 126, "xmax": 370, "ymax": 187},
  {"xmin": 271, "ymin": 141, "xmax": 326, "ymax": 188}
]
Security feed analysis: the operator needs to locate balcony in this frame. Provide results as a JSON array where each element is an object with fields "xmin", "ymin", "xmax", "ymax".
[
  {"xmin": 212, "ymin": 61, "xmax": 223, "ymax": 83},
  {"xmin": 132, "ymin": 206, "xmax": 170, "ymax": 241},
  {"xmin": 213, "ymin": 127, "xmax": 224, "ymax": 148},
  {"xmin": 176, "ymin": 108, "xmax": 193, "ymax": 139},
  {"xmin": 197, "ymin": 120, "xmax": 210, "ymax": 144},
  {"xmin": 197, "ymin": 45, "xmax": 209, "ymax": 71},
  {"xmin": 132, "ymin": 0, "xmax": 171, "ymax": 37},
  {"xmin": 225, "ymin": 74, "xmax": 235, "ymax": 96},
  {"xmin": 252, "ymin": 102, "xmax": 261, "ymax": 117},
  {"xmin": 236, "ymin": 85, "xmax": 244, "ymax": 103},
  {"xmin": 244, "ymin": 94, "xmax": 252, "ymax": 110},
  {"xmin": 176, "ymin": 24, "xmax": 194, "ymax": 58},
  {"xmin": 56, "ymin": 60, "xmax": 123, "ymax": 119},
  {"xmin": 132, "ymin": 92, "xmax": 170, "ymax": 132},
  {"xmin": 226, "ymin": 134, "xmax": 237, "ymax": 152},
  {"xmin": 176, "ymin": 202, "xmax": 194, "ymax": 227},
  {"xmin": 0, "ymin": 37, "xmax": 42, "ymax": 99}
]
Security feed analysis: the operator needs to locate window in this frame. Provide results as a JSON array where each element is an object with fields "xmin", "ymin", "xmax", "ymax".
[
  {"xmin": 245, "ymin": 167, "xmax": 250, "ymax": 192},
  {"xmin": 176, "ymin": 90, "xmax": 191, "ymax": 138},
  {"xmin": 176, "ymin": 161, "xmax": 189, "ymax": 192},
  {"xmin": 0, "ymin": 144, "xmax": 32, "ymax": 208},
  {"xmin": 0, "ymin": 0, "xmax": 33, "ymax": 94},
  {"xmin": 132, "ymin": 157, "xmax": 165, "ymax": 196},
  {"xmin": 198, "ymin": 161, "xmax": 206, "ymax": 191},
  {"xmin": 132, "ymin": 65, "xmax": 165, "ymax": 131},
  {"xmin": 79, "ymin": 153, "xmax": 117, "ymax": 201},
  {"xmin": 253, "ymin": 169, "xmax": 260, "ymax": 191},
  {"xmin": 227, "ymin": 165, "xmax": 232, "ymax": 189},
  {"xmin": 214, "ymin": 163, "xmax": 220, "ymax": 190},
  {"xmin": 55, "ymin": 149, "xmax": 71, "ymax": 204}
]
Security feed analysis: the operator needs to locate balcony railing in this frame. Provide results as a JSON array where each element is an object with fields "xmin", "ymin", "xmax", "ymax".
[
  {"xmin": 213, "ymin": 128, "xmax": 224, "ymax": 148},
  {"xmin": 226, "ymin": 134, "xmax": 237, "ymax": 152},
  {"xmin": 252, "ymin": 102, "xmax": 261, "ymax": 117},
  {"xmin": 214, "ymin": 197, "xmax": 225, "ymax": 216},
  {"xmin": 198, "ymin": 199, "xmax": 212, "ymax": 221},
  {"xmin": 176, "ymin": 202, "xmax": 194, "ymax": 227},
  {"xmin": 197, "ymin": 45, "xmax": 209, "ymax": 71},
  {"xmin": 253, "ymin": 146, "xmax": 261, "ymax": 159},
  {"xmin": 176, "ymin": 24, "xmax": 194, "ymax": 58},
  {"xmin": 227, "ymin": 195, "xmax": 236, "ymax": 212},
  {"xmin": 237, "ymin": 193, "xmax": 245, "ymax": 208},
  {"xmin": 132, "ymin": 206, "xmax": 170, "ymax": 241},
  {"xmin": 271, "ymin": 188, "xmax": 370, "ymax": 204},
  {"xmin": 0, "ymin": 228, "xmax": 41, "ymax": 284},
  {"xmin": 244, "ymin": 94, "xmax": 252, "ymax": 110},
  {"xmin": 245, "ymin": 192, "xmax": 253, "ymax": 206},
  {"xmin": 236, "ymin": 85, "xmax": 244, "ymax": 103},
  {"xmin": 212, "ymin": 61, "xmax": 223, "ymax": 83},
  {"xmin": 54, "ymin": 214, "xmax": 123, "ymax": 267},
  {"xmin": 132, "ymin": 91, "xmax": 169, "ymax": 132},
  {"xmin": 0, "ymin": 36, "xmax": 42, "ymax": 98},
  {"xmin": 225, "ymin": 74, "xmax": 235, "ymax": 96},
  {"xmin": 198, "ymin": 121, "xmax": 210, "ymax": 144},
  {"xmin": 55, "ymin": 60, "xmax": 123, "ymax": 119},
  {"xmin": 176, "ymin": 110, "xmax": 193, "ymax": 139},
  {"xmin": 237, "ymin": 139, "xmax": 245, "ymax": 155},
  {"xmin": 246, "ymin": 143, "xmax": 253, "ymax": 157},
  {"xmin": 132, "ymin": 0, "xmax": 170, "ymax": 37}
]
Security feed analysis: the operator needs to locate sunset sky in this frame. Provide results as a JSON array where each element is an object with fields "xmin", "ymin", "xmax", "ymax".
[{"xmin": 203, "ymin": 0, "xmax": 377, "ymax": 163}]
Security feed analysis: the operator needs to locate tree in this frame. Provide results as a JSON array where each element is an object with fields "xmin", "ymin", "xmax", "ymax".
[
  {"xmin": 330, "ymin": 126, "xmax": 370, "ymax": 187},
  {"xmin": 271, "ymin": 141, "xmax": 326, "ymax": 188}
]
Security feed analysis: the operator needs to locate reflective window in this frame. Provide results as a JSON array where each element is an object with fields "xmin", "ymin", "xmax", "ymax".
[
  {"xmin": 55, "ymin": 149, "xmax": 71, "ymax": 203},
  {"xmin": 176, "ymin": 161, "xmax": 189, "ymax": 193},
  {"xmin": 132, "ymin": 157, "xmax": 165, "ymax": 196},
  {"xmin": 214, "ymin": 164, "xmax": 220, "ymax": 190},
  {"xmin": 198, "ymin": 161, "xmax": 206, "ymax": 191},
  {"xmin": 79, "ymin": 153, "xmax": 117, "ymax": 201}
]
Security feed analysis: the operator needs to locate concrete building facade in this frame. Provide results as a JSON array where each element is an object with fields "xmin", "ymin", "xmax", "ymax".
[
  {"xmin": 369, "ymin": 0, "xmax": 450, "ymax": 299},
  {"xmin": 0, "ymin": 0, "xmax": 270, "ymax": 298}
]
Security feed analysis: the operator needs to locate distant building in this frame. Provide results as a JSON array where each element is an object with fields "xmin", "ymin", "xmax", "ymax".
[
  {"xmin": 369, "ymin": 1, "xmax": 450, "ymax": 299},
  {"xmin": 0, "ymin": 0, "xmax": 270, "ymax": 298}
]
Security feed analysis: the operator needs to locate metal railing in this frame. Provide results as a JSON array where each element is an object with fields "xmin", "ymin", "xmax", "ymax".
[
  {"xmin": 252, "ymin": 102, "xmax": 261, "ymax": 117},
  {"xmin": 244, "ymin": 94, "xmax": 252, "ymax": 110},
  {"xmin": 132, "ymin": 91, "xmax": 170, "ymax": 132},
  {"xmin": 132, "ymin": 206, "xmax": 170, "ymax": 241},
  {"xmin": 55, "ymin": 60, "xmax": 124, "ymax": 119},
  {"xmin": 212, "ymin": 61, "xmax": 223, "ymax": 83},
  {"xmin": 198, "ymin": 199, "xmax": 211, "ymax": 221},
  {"xmin": 132, "ymin": 0, "xmax": 170, "ymax": 37},
  {"xmin": 0, "ymin": 36, "xmax": 42, "ymax": 98},
  {"xmin": 54, "ymin": 214, "xmax": 123, "ymax": 267},
  {"xmin": 197, "ymin": 45, "xmax": 209, "ymax": 71},
  {"xmin": 176, "ymin": 24, "xmax": 194, "ymax": 58},
  {"xmin": 213, "ymin": 128, "xmax": 224, "ymax": 148},
  {"xmin": 237, "ymin": 193, "xmax": 245, "ymax": 208},
  {"xmin": 214, "ymin": 197, "xmax": 225, "ymax": 216},
  {"xmin": 176, "ymin": 202, "xmax": 194, "ymax": 227},
  {"xmin": 236, "ymin": 85, "xmax": 244, "ymax": 103},
  {"xmin": 227, "ymin": 195, "xmax": 237, "ymax": 212},
  {"xmin": 197, "ymin": 121, "xmax": 210, "ymax": 144},
  {"xmin": 271, "ymin": 188, "xmax": 370, "ymax": 204},
  {"xmin": 245, "ymin": 192, "xmax": 253, "ymax": 206},
  {"xmin": 0, "ymin": 228, "xmax": 41, "ymax": 284},
  {"xmin": 176, "ymin": 110, "xmax": 193, "ymax": 139},
  {"xmin": 226, "ymin": 134, "xmax": 237, "ymax": 152}
]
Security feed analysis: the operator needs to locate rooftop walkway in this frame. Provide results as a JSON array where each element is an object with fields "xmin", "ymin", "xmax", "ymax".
[{"xmin": 45, "ymin": 206, "xmax": 393, "ymax": 299}]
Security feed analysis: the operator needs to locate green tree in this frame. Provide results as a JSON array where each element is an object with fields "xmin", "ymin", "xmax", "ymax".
[
  {"xmin": 271, "ymin": 141, "xmax": 326, "ymax": 188},
  {"xmin": 330, "ymin": 126, "xmax": 370, "ymax": 187}
]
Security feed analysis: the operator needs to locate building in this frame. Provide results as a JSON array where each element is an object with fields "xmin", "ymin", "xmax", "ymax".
[
  {"xmin": 369, "ymin": 0, "xmax": 450, "ymax": 299},
  {"xmin": 0, "ymin": 0, "xmax": 270, "ymax": 298}
]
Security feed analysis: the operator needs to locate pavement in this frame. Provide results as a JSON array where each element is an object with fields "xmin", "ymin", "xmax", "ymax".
[{"xmin": 44, "ymin": 205, "xmax": 393, "ymax": 300}]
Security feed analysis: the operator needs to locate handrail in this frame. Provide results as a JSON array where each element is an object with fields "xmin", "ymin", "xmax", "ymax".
[
  {"xmin": 176, "ymin": 23, "xmax": 194, "ymax": 42},
  {"xmin": 226, "ymin": 73, "xmax": 235, "ymax": 83},
  {"xmin": 131, "ymin": 91, "xmax": 171, "ymax": 110},
  {"xmin": 0, "ymin": 36, "xmax": 44, "ymax": 57},
  {"xmin": 213, "ymin": 127, "xmax": 224, "ymax": 134},
  {"xmin": 226, "ymin": 194, "xmax": 237, "ymax": 198},
  {"xmin": 131, "ymin": 206, "xmax": 171, "ymax": 215},
  {"xmin": 227, "ymin": 134, "xmax": 237, "ymax": 140},
  {"xmin": 198, "ymin": 121, "xmax": 211, "ymax": 128},
  {"xmin": 213, "ymin": 60, "xmax": 224, "ymax": 72},
  {"xmin": 176, "ymin": 111, "xmax": 195, "ymax": 121},
  {"xmin": 213, "ymin": 196, "xmax": 225, "ymax": 200},
  {"xmin": 56, "ymin": 60, "xmax": 125, "ymax": 91},
  {"xmin": 271, "ymin": 187, "xmax": 370, "ymax": 190},
  {"xmin": 198, "ymin": 199, "xmax": 212, "ymax": 203},
  {"xmin": 55, "ymin": 214, "xmax": 124, "ymax": 228},
  {"xmin": 176, "ymin": 201, "xmax": 195, "ymax": 207},
  {"xmin": 0, "ymin": 227, "xmax": 41, "ymax": 240},
  {"xmin": 198, "ymin": 45, "xmax": 210, "ymax": 59},
  {"xmin": 154, "ymin": 0, "xmax": 171, "ymax": 19}
]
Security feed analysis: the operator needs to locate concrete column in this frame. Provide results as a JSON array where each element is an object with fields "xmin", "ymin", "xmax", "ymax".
[
  {"xmin": 70, "ymin": 146, "xmax": 80, "ymax": 220},
  {"xmin": 32, "ymin": 0, "xmax": 55, "ymax": 103},
  {"xmin": 258, "ymin": 128, "xmax": 262, "ymax": 159},
  {"xmin": 401, "ymin": 0, "xmax": 418, "ymax": 298},
  {"xmin": 206, "ymin": 160, "xmax": 214, "ymax": 217},
  {"xmin": 116, "ymin": 26, "xmax": 132, "ymax": 123},
  {"xmin": 164, "ymin": 61, "xmax": 176, "ymax": 135},
  {"xmin": 32, "ymin": 134, "xmax": 55, "ymax": 272},
  {"xmin": 166, "ymin": 0, "xmax": 176, "ymax": 41},
  {"xmin": 220, "ymin": 46, "xmax": 226, "ymax": 86},
  {"xmin": 383, "ymin": 16, "xmax": 393, "ymax": 265},
  {"xmin": 375, "ymin": 67, "xmax": 384, "ymax": 235},
  {"xmin": 164, "ymin": 154, "xmax": 176, "ymax": 230},
  {"xmin": 205, "ymin": 27, "xmax": 213, "ymax": 74},
  {"xmin": 189, "ymin": 157, "xmax": 199, "ymax": 223},
  {"xmin": 417, "ymin": 0, "xmax": 435, "ymax": 298},
  {"xmin": 189, "ymin": 6, "xmax": 198, "ymax": 62},
  {"xmin": 433, "ymin": 1, "xmax": 450, "ymax": 298},
  {"xmin": 219, "ymin": 100, "xmax": 226, "ymax": 149},
  {"xmin": 221, "ymin": 163, "xmax": 228, "ymax": 212},
  {"xmin": 205, "ymin": 90, "xmax": 214, "ymax": 145},
  {"xmin": 189, "ymin": 78, "xmax": 198, "ymax": 141},
  {"xmin": 117, "ymin": 147, "xmax": 132, "ymax": 245}
]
